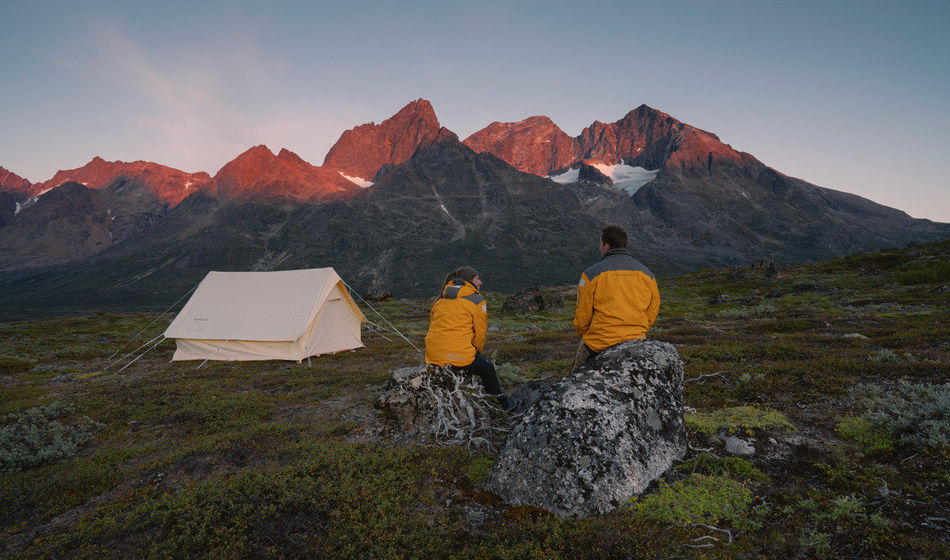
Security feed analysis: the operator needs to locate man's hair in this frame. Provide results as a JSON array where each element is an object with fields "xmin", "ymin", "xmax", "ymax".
[{"xmin": 601, "ymin": 225, "xmax": 627, "ymax": 249}]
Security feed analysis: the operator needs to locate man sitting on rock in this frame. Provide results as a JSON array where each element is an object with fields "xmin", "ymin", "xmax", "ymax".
[{"xmin": 572, "ymin": 225, "xmax": 661, "ymax": 372}]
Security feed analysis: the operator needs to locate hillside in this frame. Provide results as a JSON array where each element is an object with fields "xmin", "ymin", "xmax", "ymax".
[{"xmin": 1, "ymin": 240, "xmax": 949, "ymax": 558}]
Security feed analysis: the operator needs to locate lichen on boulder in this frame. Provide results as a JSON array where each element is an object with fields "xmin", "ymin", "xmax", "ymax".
[{"xmin": 484, "ymin": 339, "xmax": 686, "ymax": 518}]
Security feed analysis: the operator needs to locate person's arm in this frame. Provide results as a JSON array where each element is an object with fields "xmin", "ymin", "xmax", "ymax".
[
  {"xmin": 472, "ymin": 300, "xmax": 488, "ymax": 353},
  {"xmin": 646, "ymin": 277, "xmax": 661, "ymax": 328},
  {"xmin": 573, "ymin": 272, "xmax": 593, "ymax": 335}
]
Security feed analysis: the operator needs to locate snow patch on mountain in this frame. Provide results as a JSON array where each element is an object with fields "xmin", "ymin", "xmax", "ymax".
[
  {"xmin": 547, "ymin": 168, "xmax": 580, "ymax": 184},
  {"xmin": 591, "ymin": 163, "xmax": 659, "ymax": 196},
  {"xmin": 340, "ymin": 172, "xmax": 374, "ymax": 188}
]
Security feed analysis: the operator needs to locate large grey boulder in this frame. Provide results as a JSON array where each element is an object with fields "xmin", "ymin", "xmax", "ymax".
[{"xmin": 484, "ymin": 339, "xmax": 686, "ymax": 518}]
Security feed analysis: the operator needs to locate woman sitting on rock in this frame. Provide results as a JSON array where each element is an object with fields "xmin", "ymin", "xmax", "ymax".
[{"xmin": 424, "ymin": 266, "xmax": 508, "ymax": 409}]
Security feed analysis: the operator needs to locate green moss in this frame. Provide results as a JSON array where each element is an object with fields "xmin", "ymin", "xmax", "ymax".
[
  {"xmin": 466, "ymin": 456, "xmax": 494, "ymax": 486},
  {"xmin": 837, "ymin": 416, "xmax": 895, "ymax": 453},
  {"xmin": 629, "ymin": 474, "xmax": 757, "ymax": 528},
  {"xmin": 685, "ymin": 406, "xmax": 795, "ymax": 436},
  {"xmin": 675, "ymin": 452, "xmax": 770, "ymax": 482}
]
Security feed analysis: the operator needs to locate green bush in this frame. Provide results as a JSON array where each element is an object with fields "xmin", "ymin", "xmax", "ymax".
[
  {"xmin": 496, "ymin": 362, "xmax": 527, "ymax": 385},
  {"xmin": 675, "ymin": 452, "xmax": 769, "ymax": 482},
  {"xmin": 0, "ymin": 402, "xmax": 103, "ymax": 471},
  {"xmin": 685, "ymin": 406, "xmax": 795, "ymax": 436},
  {"xmin": 629, "ymin": 474, "xmax": 755, "ymax": 527},
  {"xmin": 842, "ymin": 381, "xmax": 950, "ymax": 451},
  {"xmin": 466, "ymin": 456, "xmax": 495, "ymax": 486},
  {"xmin": 896, "ymin": 260, "xmax": 950, "ymax": 285},
  {"xmin": 715, "ymin": 303, "xmax": 776, "ymax": 318},
  {"xmin": 0, "ymin": 355, "xmax": 34, "ymax": 375},
  {"xmin": 837, "ymin": 416, "xmax": 895, "ymax": 453}
]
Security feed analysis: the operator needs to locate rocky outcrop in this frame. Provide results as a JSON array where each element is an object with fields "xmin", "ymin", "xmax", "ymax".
[
  {"xmin": 464, "ymin": 104, "xmax": 754, "ymax": 177},
  {"xmin": 323, "ymin": 99, "xmax": 444, "ymax": 181},
  {"xmin": 211, "ymin": 146, "xmax": 358, "ymax": 201},
  {"xmin": 500, "ymin": 288, "xmax": 564, "ymax": 313},
  {"xmin": 484, "ymin": 340, "xmax": 686, "ymax": 518},
  {"xmin": 463, "ymin": 116, "xmax": 576, "ymax": 176},
  {"xmin": 0, "ymin": 167, "xmax": 32, "ymax": 196},
  {"xmin": 31, "ymin": 157, "xmax": 211, "ymax": 206}
]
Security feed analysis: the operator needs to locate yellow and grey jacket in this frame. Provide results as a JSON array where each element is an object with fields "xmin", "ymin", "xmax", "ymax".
[
  {"xmin": 573, "ymin": 248, "xmax": 660, "ymax": 352},
  {"xmin": 424, "ymin": 279, "xmax": 488, "ymax": 367}
]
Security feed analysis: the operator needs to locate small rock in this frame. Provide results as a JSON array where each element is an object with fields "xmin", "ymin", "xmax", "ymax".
[
  {"xmin": 764, "ymin": 290, "xmax": 783, "ymax": 299},
  {"xmin": 843, "ymin": 333, "xmax": 868, "ymax": 339},
  {"xmin": 724, "ymin": 435, "xmax": 755, "ymax": 457},
  {"xmin": 708, "ymin": 294, "xmax": 731, "ymax": 305},
  {"xmin": 501, "ymin": 288, "xmax": 564, "ymax": 313},
  {"xmin": 933, "ymin": 285, "xmax": 949, "ymax": 295},
  {"xmin": 363, "ymin": 288, "xmax": 392, "ymax": 302}
]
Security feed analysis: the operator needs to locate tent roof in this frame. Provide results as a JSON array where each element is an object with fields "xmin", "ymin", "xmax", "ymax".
[{"xmin": 164, "ymin": 268, "xmax": 366, "ymax": 342}]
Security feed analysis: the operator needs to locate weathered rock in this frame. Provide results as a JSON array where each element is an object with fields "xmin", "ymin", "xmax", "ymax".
[
  {"xmin": 724, "ymin": 435, "xmax": 755, "ymax": 456},
  {"xmin": 501, "ymin": 288, "xmax": 564, "ymax": 313},
  {"xmin": 765, "ymin": 289, "xmax": 784, "ymax": 299},
  {"xmin": 843, "ymin": 333, "xmax": 868, "ymax": 339},
  {"xmin": 506, "ymin": 380, "xmax": 555, "ymax": 415},
  {"xmin": 375, "ymin": 366, "xmax": 500, "ymax": 445},
  {"xmin": 933, "ymin": 284, "xmax": 949, "ymax": 295},
  {"xmin": 708, "ymin": 294, "xmax": 731, "ymax": 305},
  {"xmin": 484, "ymin": 339, "xmax": 686, "ymax": 518},
  {"xmin": 363, "ymin": 288, "xmax": 392, "ymax": 302}
]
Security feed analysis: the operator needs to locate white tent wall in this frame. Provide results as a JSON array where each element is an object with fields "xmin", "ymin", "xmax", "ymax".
[
  {"xmin": 165, "ymin": 268, "xmax": 367, "ymax": 362},
  {"xmin": 303, "ymin": 284, "xmax": 365, "ymax": 357}
]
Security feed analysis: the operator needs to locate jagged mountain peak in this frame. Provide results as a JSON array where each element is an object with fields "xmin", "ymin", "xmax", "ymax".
[
  {"xmin": 31, "ymin": 157, "xmax": 211, "ymax": 206},
  {"xmin": 322, "ymin": 99, "xmax": 445, "ymax": 181},
  {"xmin": 0, "ymin": 166, "xmax": 32, "ymax": 195}
]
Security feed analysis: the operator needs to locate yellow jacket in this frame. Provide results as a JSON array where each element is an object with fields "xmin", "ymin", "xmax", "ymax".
[
  {"xmin": 425, "ymin": 279, "xmax": 488, "ymax": 367},
  {"xmin": 573, "ymin": 248, "xmax": 660, "ymax": 352}
]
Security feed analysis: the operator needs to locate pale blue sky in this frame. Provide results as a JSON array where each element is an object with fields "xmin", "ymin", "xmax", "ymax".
[{"xmin": 2, "ymin": 0, "xmax": 948, "ymax": 221}]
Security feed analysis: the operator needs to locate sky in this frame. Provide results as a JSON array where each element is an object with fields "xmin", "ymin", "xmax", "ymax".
[{"xmin": 1, "ymin": 0, "xmax": 948, "ymax": 221}]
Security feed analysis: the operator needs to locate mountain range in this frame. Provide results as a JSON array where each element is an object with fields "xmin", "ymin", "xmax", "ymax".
[{"xmin": 1, "ymin": 99, "xmax": 948, "ymax": 318}]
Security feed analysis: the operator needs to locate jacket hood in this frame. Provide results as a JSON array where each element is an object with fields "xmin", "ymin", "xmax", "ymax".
[{"xmin": 441, "ymin": 279, "xmax": 479, "ymax": 299}]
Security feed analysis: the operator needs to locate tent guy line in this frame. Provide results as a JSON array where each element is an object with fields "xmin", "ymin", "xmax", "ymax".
[{"xmin": 341, "ymin": 279, "xmax": 423, "ymax": 355}]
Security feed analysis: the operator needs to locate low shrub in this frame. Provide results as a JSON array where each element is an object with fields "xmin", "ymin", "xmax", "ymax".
[
  {"xmin": 842, "ymin": 381, "xmax": 950, "ymax": 451},
  {"xmin": 685, "ymin": 406, "xmax": 795, "ymax": 436},
  {"xmin": 629, "ymin": 474, "xmax": 756, "ymax": 528},
  {"xmin": 896, "ymin": 260, "xmax": 950, "ymax": 285},
  {"xmin": 466, "ymin": 456, "xmax": 495, "ymax": 486},
  {"xmin": 675, "ymin": 452, "xmax": 769, "ymax": 482},
  {"xmin": 715, "ymin": 303, "xmax": 776, "ymax": 319},
  {"xmin": 0, "ymin": 402, "xmax": 103, "ymax": 471}
]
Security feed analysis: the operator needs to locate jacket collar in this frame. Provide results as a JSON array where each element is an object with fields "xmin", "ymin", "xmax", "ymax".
[
  {"xmin": 442, "ymin": 279, "xmax": 478, "ymax": 299},
  {"xmin": 602, "ymin": 247, "xmax": 632, "ymax": 260}
]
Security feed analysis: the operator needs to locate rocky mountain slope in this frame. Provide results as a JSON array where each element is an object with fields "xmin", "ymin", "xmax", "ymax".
[{"xmin": 0, "ymin": 100, "xmax": 947, "ymax": 316}]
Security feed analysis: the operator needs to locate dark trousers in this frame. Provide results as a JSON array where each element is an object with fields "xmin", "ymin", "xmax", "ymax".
[{"xmin": 454, "ymin": 353, "xmax": 504, "ymax": 399}]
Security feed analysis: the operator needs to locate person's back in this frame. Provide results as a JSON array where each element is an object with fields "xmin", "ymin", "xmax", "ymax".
[
  {"xmin": 425, "ymin": 278, "xmax": 486, "ymax": 367},
  {"xmin": 575, "ymin": 248, "xmax": 659, "ymax": 350},
  {"xmin": 572, "ymin": 225, "xmax": 660, "ymax": 371}
]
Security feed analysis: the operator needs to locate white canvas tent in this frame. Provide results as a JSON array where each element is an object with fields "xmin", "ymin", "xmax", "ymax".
[{"xmin": 164, "ymin": 268, "xmax": 367, "ymax": 362}]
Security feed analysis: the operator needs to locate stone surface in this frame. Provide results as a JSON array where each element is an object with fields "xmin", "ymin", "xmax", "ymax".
[
  {"xmin": 708, "ymin": 294, "xmax": 731, "ymax": 305},
  {"xmin": 375, "ymin": 365, "xmax": 499, "ymax": 444},
  {"xmin": 362, "ymin": 288, "xmax": 392, "ymax": 302},
  {"xmin": 500, "ymin": 288, "xmax": 564, "ymax": 313},
  {"xmin": 484, "ymin": 339, "xmax": 686, "ymax": 518},
  {"xmin": 724, "ymin": 435, "xmax": 755, "ymax": 456}
]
